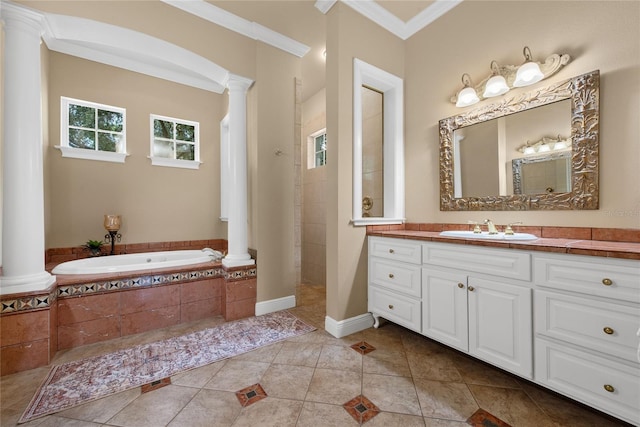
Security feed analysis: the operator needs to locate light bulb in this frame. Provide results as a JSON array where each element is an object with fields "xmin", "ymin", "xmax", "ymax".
[
  {"xmin": 483, "ymin": 75, "xmax": 510, "ymax": 97},
  {"xmin": 514, "ymin": 62, "xmax": 544, "ymax": 87},
  {"xmin": 456, "ymin": 87, "xmax": 479, "ymax": 107}
]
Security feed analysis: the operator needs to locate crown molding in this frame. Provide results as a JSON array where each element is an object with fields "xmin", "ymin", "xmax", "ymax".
[
  {"xmin": 342, "ymin": 0, "xmax": 407, "ymax": 39},
  {"xmin": 161, "ymin": 0, "xmax": 310, "ymax": 58},
  {"xmin": 404, "ymin": 0, "xmax": 463, "ymax": 39},
  {"xmin": 314, "ymin": 0, "xmax": 337, "ymax": 14},
  {"xmin": 318, "ymin": 0, "xmax": 462, "ymax": 40}
]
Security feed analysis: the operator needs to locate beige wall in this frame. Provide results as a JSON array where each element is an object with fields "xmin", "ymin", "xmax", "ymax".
[
  {"xmin": 46, "ymin": 53, "xmax": 225, "ymax": 247},
  {"xmin": 405, "ymin": 0, "xmax": 640, "ymax": 228},
  {"xmin": 325, "ymin": 3, "xmax": 405, "ymax": 322},
  {"xmin": 302, "ymin": 88, "xmax": 327, "ymax": 286},
  {"xmin": 254, "ymin": 43, "xmax": 300, "ymax": 302}
]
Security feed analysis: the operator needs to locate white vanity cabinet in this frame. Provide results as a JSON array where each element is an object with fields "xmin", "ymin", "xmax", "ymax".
[
  {"xmin": 533, "ymin": 253, "xmax": 640, "ymax": 425},
  {"xmin": 367, "ymin": 235, "xmax": 640, "ymax": 425},
  {"xmin": 421, "ymin": 243, "xmax": 533, "ymax": 378},
  {"xmin": 368, "ymin": 237, "xmax": 422, "ymax": 332}
]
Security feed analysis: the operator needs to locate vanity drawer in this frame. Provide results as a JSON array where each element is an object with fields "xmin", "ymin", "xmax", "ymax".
[
  {"xmin": 422, "ymin": 242, "xmax": 531, "ymax": 281},
  {"xmin": 535, "ymin": 290, "xmax": 640, "ymax": 363},
  {"xmin": 534, "ymin": 254, "xmax": 640, "ymax": 303},
  {"xmin": 369, "ymin": 285, "xmax": 421, "ymax": 332},
  {"xmin": 369, "ymin": 257, "xmax": 421, "ymax": 298},
  {"xmin": 369, "ymin": 237, "xmax": 422, "ymax": 265},
  {"xmin": 535, "ymin": 339, "xmax": 640, "ymax": 425}
]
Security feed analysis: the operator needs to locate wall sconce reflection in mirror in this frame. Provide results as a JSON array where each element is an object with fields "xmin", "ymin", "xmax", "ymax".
[
  {"xmin": 518, "ymin": 135, "xmax": 571, "ymax": 155},
  {"xmin": 451, "ymin": 46, "xmax": 571, "ymax": 107}
]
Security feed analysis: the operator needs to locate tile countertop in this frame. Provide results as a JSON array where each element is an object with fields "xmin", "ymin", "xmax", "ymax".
[{"xmin": 367, "ymin": 230, "xmax": 640, "ymax": 261}]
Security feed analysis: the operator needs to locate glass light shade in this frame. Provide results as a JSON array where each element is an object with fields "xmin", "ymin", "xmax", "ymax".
[
  {"xmin": 513, "ymin": 62, "xmax": 544, "ymax": 87},
  {"xmin": 456, "ymin": 86, "xmax": 480, "ymax": 107},
  {"xmin": 523, "ymin": 146, "xmax": 536, "ymax": 155},
  {"xmin": 537, "ymin": 143, "xmax": 551, "ymax": 152},
  {"xmin": 554, "ymin": 140, "xmax": 568, "ymax": 150},
  {"xmin": 104, "ymin": 214, "xmax": 121, "ymax": 231},
  {"xmin": 483, "ymin": 75, "xmax": 510, "ymax": 97}
]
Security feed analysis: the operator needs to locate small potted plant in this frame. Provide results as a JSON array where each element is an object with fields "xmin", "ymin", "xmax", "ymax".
[{"xmin": 83, "ymin": 239, "xmax": 104, "ymax": 257}]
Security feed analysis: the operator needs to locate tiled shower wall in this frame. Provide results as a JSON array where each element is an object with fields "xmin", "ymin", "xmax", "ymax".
[{"xmin": 301, "ymin": 101, "xmax": 326, "ymax": 286}]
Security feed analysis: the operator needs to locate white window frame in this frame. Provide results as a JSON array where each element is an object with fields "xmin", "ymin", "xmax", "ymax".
[
  {"xmin": 307, "ymin": 128, "xmax": 327, "ymax": 169},
  {"xmin": 56, "ymin": 96, "xmax": 128, "ymax": 163},
  {"xmin": 352, "ymin": 58, "xmax": 405, "ymax": 226},
  {"xmin": 149, "ymin": 114, "xmax": 202, "ymax": 170}
]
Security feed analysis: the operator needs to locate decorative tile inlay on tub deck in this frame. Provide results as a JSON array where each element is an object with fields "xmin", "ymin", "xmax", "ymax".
[{"xmin": 0, "ymin": 265, "xmax": 257, "ymax": 315}]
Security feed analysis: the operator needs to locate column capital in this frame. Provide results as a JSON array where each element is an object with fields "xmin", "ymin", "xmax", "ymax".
[
  {"xmin": 226, "ymin": 74, "xmax": 254, "ymax": 92},
  {"xmin": 0, "ymin": 1, "xmax": 45, "ymax": 33}
]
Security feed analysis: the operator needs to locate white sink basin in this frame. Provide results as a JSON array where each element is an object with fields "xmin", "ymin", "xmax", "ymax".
[{"xmin": 439, "ymin": 230, "xmax": 538, "ymax": 241}]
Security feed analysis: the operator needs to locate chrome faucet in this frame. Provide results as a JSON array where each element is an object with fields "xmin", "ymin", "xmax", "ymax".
[{"xmin": 484, "ymin": 219, "xmax": 498, "ymax": 234}]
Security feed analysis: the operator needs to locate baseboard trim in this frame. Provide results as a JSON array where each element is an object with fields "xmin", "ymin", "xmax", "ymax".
[
  {"xmin": 255, "ymin": 295, "xmax": 296, "ymax": 316},
  {"xmin": 324, "ymin": 312, "xmax": 374, "ymax": 338}
]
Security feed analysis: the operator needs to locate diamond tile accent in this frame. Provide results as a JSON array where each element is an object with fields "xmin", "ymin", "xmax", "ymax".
[
  {"xmin": 343, "ymin": 395, "xmax": 380, "ymax": 423},
  {"xmin": 350, "ymin": 341, "xmax": 376, "ymax": 355},
  {"xmin": 141, "ymin": 377, "xmax": 171, "ymax": 393},
  {"xmin": 467, "ymin": 408, "xmax": 512, "ymax": 427},
  {"xmin": 236, "ymin": 383, "xmax": 268, "ymax": 407}
]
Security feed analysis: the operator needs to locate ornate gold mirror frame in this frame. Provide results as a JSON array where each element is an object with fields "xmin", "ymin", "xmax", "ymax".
[{"xmin": 439, "ymin": 70, "xmax": 599, "ymax": 211}]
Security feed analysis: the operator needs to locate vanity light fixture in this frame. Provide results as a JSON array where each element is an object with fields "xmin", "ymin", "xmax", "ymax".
[
  {"xmin": 483, "ymin": 61, "xmax": 510, "ymax": 97},
  {"xmin": 553, "ymin": 139, "xmax": 568, "ymax": 150},
  {"xmin": 537, "ymin": 143, "xmax": 551, "ymax": 153},
  {"xmin": 455, "ymin": 73, "xmax": 480, "ymax": 107},
  {"xmin": 517, "ymin": 135, "xmax": 571, "ymax": 155},
  {"xmin": 513, "ymin": 46, "xmax": 544, "ymax": 87},
  {"xmin": 450, "ymin": 47, "xmax": 570, "ymax": 107}
]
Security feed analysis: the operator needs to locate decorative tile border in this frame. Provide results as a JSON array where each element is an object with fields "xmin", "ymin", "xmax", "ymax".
[
  {"xmin": 225, "ymin": 267, "xmax": 258, "ymax": 282},
  {"xmin": 0, "ymin": 292, "xmax": 56, "ymax": 314},
  {"xmin": 1, "ymin": 265, "xmax": 257, "ymax": 315},
  {"xmin": 56, "ymin": 268, "xmax": 225, "ymax": 299}
]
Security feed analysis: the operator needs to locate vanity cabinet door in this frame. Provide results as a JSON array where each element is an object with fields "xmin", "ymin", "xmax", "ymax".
[
  {"xmin": 468, "ymin": 277, "xmax": 533, "ymax": 379},
  {"xmin": 422, "ymin": 269, "xmax": 468, "ymax": 352}
]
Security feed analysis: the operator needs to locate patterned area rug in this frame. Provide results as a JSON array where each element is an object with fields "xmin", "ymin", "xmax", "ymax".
[{"xmin": 19, "ymin": 311, "xmax": 315, "ymax": 423}]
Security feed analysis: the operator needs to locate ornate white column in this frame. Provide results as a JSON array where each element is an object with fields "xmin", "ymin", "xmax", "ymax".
[
  {"xmin": 222, "ymin": 74, "xmax": 255, "ymax": 268},
  {"xmin": 0, "ymin": 2, "xmax": 55, "ymax": 294}
]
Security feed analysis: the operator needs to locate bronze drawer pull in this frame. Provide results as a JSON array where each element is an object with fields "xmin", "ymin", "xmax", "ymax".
[
  {"xmin": 389, "ymin": 249, "xmax": 395, "ymax": 254},
  {"xmin": 388, "ymin": 304, "xmax": 394, "ymax": 310},
  {"xmin": 458, "ymin": 283, "xmax": 464, "ymax": 289},
  {"xmin": 388, "ymin": 273, "xmax": 394, "ymax": 279},
  {"xmin": 603, "ymin": 327, "xmax": 614, "ymax": 335},
  {"xmin": 602, "ymin": 278, "xmax": 613, "ymax": 286},
  {"xmin": 603, "ymin": 384, "xmax": 615, "ymax": 393},
  {"xmin": 468, "ymin": 286, "xmax": 475, "ymax": 292}
]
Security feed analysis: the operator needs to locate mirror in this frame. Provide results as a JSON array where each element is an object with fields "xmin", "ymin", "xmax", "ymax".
[
  {"xmin": 361, "ymin": 86, "xmax": 384, "ymax": 217},
  {"xmin": 439, "ymin": 70, "xmax": 599, "ymax": 210},
  {"xmin": 512, "ymin": 151, "xmax": 571, "ymax": 195}
]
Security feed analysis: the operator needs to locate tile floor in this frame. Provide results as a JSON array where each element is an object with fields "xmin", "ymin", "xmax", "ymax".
[{"xmin": 0, "ymin": 284, "xmax": 631, "ymax": 426}]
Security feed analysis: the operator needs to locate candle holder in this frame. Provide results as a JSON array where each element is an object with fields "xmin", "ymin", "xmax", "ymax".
[{"xmin": 103, "ymin": 215, "xmax": 122, "ymax": 255}]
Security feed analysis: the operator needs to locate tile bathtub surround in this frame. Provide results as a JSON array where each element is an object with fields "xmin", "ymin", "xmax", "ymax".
[
  {"xmin": 0, "ymin": 284, "xmax": 629, "ymax": 427},
  {"xmin": 0, "ymin": 257, "xmax": 257, "ymax": 375}
]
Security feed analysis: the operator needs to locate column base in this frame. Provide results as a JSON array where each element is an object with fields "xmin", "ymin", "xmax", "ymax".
[
  {"xmin": 0, "ymin": 271, "xmax": 56, "ymax": 295},
  {"xmin": 222, "ymin": 255, "xmax": 255, "ymax": 268}
]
